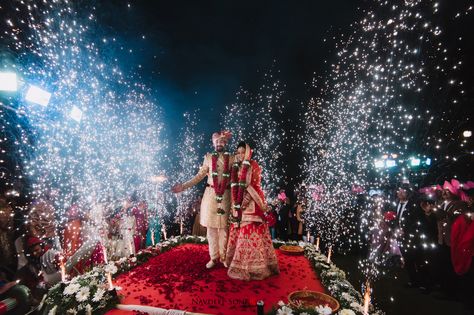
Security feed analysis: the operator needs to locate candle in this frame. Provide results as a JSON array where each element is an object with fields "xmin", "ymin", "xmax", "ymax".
[
  {"xmin": 363, "ymin": 281, "xmax": 371, "ymax": 315},
  {"xmin": 162, "ymin": 226, "xmax": 167, "ymax": 240},
  {"xmin": 306, "ymin": 231, "xmax": 310, "ymax": 243},
  {"xmin": 326, "ymin": 245, "xmax": 332, "ymax": 263},
  {"xmin": 180, "ymin": 219, "xmax": 184, "ymax": 235},
  {"xmin": 315, "ymin": 237, "xmax": 320, "ymax": 251},
  {"xmin": 102, "ymin": 244, "xmax": 108, "ymax": 264},
  {"xmin": 151, "ymin": 229, "xmax": 155, "ymax": 246},
  {"xmin": 60, "ymin": 257, "xmax": 66, "ymax": 282},
  {"xmin": 107, "ymin": 272, "xmax": 114, "ymax": 290}
]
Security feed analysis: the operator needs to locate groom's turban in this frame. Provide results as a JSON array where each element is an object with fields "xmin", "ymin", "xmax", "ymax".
[{"xmin": 212, "ymin": 130, "xmax": 232, "ymax": 146}]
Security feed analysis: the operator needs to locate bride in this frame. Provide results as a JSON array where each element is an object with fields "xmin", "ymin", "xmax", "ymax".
[{"xmin": 225, "ymin": 141, "xmax": 280, "ymax": 280}]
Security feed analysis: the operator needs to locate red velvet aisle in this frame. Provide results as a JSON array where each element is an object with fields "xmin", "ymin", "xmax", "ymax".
[{"xmin": 106, "ymin": 244, "xmax": 325, "ymax": 315}]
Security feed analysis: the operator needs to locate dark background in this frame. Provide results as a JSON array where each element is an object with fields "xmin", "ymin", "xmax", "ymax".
[{"xmin": 1, "ymin": 0, "xmax": 473, "ymax": 196}]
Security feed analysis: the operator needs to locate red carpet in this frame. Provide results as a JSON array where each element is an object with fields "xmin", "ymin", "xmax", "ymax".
[{"xmin": 106, "ymin": 244, "xmax": 325, "ymax": 315}]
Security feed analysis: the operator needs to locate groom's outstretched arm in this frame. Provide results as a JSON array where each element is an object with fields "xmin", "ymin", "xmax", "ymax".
[{"xmin": 181, "ymin": 154, "xmax": 209, "ymax": 190}]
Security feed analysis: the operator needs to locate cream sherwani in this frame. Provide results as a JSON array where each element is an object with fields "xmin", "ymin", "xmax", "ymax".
[{"xmin": 182, "ymin": 152, "xmax": 233, "ymax": 261}]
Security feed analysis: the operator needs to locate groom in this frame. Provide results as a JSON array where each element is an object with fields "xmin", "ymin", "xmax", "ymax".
[{"xmin": 172, "ymin": 131, "xmax": 233, "ymax": 268}]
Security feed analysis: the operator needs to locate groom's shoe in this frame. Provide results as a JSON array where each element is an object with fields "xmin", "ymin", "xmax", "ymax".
[{"xmin": 206, "ymin": 260, "xmax": 217, "ymax": 269}]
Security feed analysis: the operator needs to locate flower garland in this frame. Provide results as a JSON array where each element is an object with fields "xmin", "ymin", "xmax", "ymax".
[
  {"xmin": 230, "ymin": 159, "xmax": 251, "ymax": 222},
  {"xmin": 211, "ymin": 152, "xmax": 230, "ymax": 215}
]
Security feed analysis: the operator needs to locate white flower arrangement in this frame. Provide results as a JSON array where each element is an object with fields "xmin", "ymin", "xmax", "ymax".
[
  {"xmin": 75, "ymin": 287, "xmax": 90, "ymax": 302},
  {"xmin": 269, "ymin": 241, "xmax": 384, "ymax": 315},
  {"xmin": 338, "ymin": 309, "xmax": 356, "ymax": 315},
  {"xmin": 315, "ymin": 305, "xmax": 332, "ymax": 315},
  {"xmin": 63, "ymin": 283, "xmax": 81, "ymax": 296},
  {"xmin": 277, "ymin": 305, "xmax": 295, "ymax": 315},
  {"xmin": 104, "ymin": 262, "xmax": 118, "ymax": 274},
  {"xmin": 92, "ymin": 288, "xmax": 106, "ymax": 302}
]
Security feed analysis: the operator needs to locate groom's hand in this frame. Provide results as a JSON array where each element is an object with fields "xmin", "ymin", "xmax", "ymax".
[{"xmin": 171, "ymin": 184, "xmax": 184, "ymax": 193}]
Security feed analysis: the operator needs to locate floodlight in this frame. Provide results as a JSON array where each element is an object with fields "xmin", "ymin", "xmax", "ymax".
[
  {"xmin": 25, "ymin": 85, "xmax": 51, "ymax": 106},
  {"xmin": 0, "ymin": 72, "xmax": 17, "ymax": 91},
  {"xmin": 374, "ymin": 160, "xmax": 384, "ymax": 168},
  {"xmin": 410, "ymin": 158, "xmax": 421, "ymax": 166},
  {"xmin": 386, "ymin": 159, "xmax": 396, "ymax": 168},
  {"xmin": 69, "ymin": 106, "xmax": 83, "ymax": 123}
]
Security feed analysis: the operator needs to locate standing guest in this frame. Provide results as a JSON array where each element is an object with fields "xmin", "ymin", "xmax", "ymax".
[
  {"xmin": 132, "ymin": 200, "xmax": 148, "ymax": 250},
  {"xmin": 433, "ymin": 180, "xmax": 467, "ymax": 299},
  {"xmin": 62, "ymin": 195, "xmax": 83, "ymax": 257},
  {"xmin": 416, "ymin": 193, "xmax": 439, "ymax": 292},
  {"xmin": 28, "ymin": 191, "xmax": 58, "ymax": 248},
  {"xmin": 450, "ymin": 187, "xmax": 474, "ymax": 309},
  {"xmin": 289, "ymin": 200, "xmax": 299, "ymax": 240},
  {"xmin": 263, "ymin": 205, "xmax": 277, "ymax": 239},
  {"xmin": 295, "ymin": 198, "xmax": 307, "ymax": 241},
  {"xmin": 0, "ymin": 197, "xmax": 16, "ymax": 270},
  {"xmin": 191, "ymin": 196, "xmax": 207, "ymax": 237},
  {"xmin": 393, "ymin": 183, "xmax": 420, "ymax": 288},
  {"xmin": 113, "ymin": 198, "xmax": 136, "ymax": 259},
  {"xmin": 276, "ymin": 197, "xmax": 290, "ymax": 241},
  {"xmin": 145, "ymin": 203, "xmax": 162, "ymax": 246}
]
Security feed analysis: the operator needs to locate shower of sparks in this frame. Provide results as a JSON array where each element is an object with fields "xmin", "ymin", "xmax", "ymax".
[
  {"xmin": 221, "ymin": 65, "xmax": 287, "ymax": 199},
  {"xmin": 0, "ymin": 1, "xmax": 167, "ymax": 233},
  {"xmin": 303, "ymin": 0, "xmax": 472, "ymax": 283},
  {"xmin": 172, "ymin": 111, "xmax": 204, "ymax": 224}
]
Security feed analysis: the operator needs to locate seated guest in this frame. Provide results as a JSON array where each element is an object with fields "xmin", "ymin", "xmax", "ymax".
[
  {"xmin": 25, "ymin": 236, "xmax": 98, "ymax": 287},
  {"xmin": 0, "ymin": 198, "xmax": 16, "ymax": 271}
]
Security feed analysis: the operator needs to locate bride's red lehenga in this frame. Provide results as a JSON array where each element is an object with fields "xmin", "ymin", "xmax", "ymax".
[{"xmin": 225, "ymin": 144, "xmax": 280, "ymax": 281}]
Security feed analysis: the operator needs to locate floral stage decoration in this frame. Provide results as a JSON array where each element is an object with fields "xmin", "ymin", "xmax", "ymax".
[
  {"xmin": 39, "ymin": 236, "xmax": 383, "ymax": 315},
  {"xmin": 271, "ymin": 240, "xmax": 384, "ymax": 315}
]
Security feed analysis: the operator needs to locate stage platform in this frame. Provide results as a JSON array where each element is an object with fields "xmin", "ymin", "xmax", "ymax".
[{"xmin": 106, "ymin": 243, "xmax": 325, "ymax": 315}]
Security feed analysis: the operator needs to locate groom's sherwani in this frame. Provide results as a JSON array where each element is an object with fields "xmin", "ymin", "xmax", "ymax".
[{"xmin": 182, "ymin": 152, "xmax": 234, "ymax": 261}]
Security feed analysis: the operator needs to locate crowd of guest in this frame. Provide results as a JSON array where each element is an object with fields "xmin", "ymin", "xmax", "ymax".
[
  {"xmin": 0, "ymin": 189, "xmax": 171, "ymax": 313},
  {"xmin": 1, "ymin": 178, "xmax": 472, "ymax": 313},
  {"xmin": 367, "ymin": 179, "xmax": 474, "ymax": 309}
]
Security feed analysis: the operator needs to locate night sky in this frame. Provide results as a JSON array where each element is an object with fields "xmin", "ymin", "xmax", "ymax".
[
  {"xmin": 1, "ymin": 0, "xmax": 473, "ymax": 196},
  {"xmin": 90, "ymin": 0, "xmax": 366, "ymax": 190},
  {"xmin": 92, "ymin": 0, "xmax": 474, "ymax": 185},
  {"xmin": 95, "ymin": 0, "xmax": 361, "ymax": 134}
]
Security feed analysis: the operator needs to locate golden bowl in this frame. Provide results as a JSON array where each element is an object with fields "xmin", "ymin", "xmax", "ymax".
[
  {"xmin": 288, "ymin": 290, "xmax": 340, "ymax": 312},
  {"xmin": 279, "ymin": 245, "xmax": 304, "ymax": 255}
]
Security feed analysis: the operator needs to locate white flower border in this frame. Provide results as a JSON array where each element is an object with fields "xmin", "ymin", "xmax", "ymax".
[
  {"xmin": 272, "ymin": 240, "xmax": 384, "ymax": 315},
  {"xmin": 42, "ymin": 236, "xmax": 383, "ymax": 315}
]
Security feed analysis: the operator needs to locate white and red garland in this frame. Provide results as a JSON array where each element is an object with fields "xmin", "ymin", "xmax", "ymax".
[{"xmin": 211, "ymin": 152, "xmax": 231, "ymax": 215}]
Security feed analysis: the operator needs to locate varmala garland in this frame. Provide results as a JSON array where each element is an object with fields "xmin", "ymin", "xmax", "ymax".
[
  {"xmin": 211, "ymin": 152, "xmax": 231, "ymax": 215},
  {"xmin": 230, "ymin": 159, "xmax": 251, "ymax": 224}
]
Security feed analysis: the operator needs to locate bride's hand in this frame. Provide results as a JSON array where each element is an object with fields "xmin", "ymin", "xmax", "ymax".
[{"xmin": 242, "ymin": 194, "xmax": 251, "ymax": 209}]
